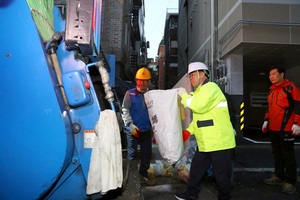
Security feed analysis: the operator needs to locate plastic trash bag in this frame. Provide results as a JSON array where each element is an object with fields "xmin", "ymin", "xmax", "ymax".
[
  {"xmin": 148, "ymin": 160, "xmax": 174, "ymax": 177},
  {"xmin": 172, "ymin": 136, "xmax": 197, "ymax": 182},
  {"xmin": 144, "ymin": 89, "xmax": 184, "ymax": 165}
]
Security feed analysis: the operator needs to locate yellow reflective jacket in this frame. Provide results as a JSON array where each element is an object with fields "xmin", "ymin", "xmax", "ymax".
[{"xmin": 181, "ymin": 81, "xmax": 236, "ymax": 152}]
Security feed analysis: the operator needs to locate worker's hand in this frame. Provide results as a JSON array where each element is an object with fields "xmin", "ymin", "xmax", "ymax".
[
  {"xmin": 129, "ymin": 123, "xmax": 140, "ymax": 138},
  {"xmin": 262, "ymin": 121, "xmax": 268, "ymax": 133},
  {"xmin": 233, "ymin": 129, "xmax": 236, "ymax": 136},
  {"xmin": 291, "ymin": 124, "xmax": 300, "ymax": 135},
  {"xmin": 177, "ymin": 87, "xmax": 187, "ymax": 97}
]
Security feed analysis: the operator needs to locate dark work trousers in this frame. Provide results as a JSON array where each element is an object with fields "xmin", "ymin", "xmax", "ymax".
[
  {"xmin": 186, "ymin": 148, "xmax": 233, "ymax": 200},
  {"xmin": 126, "ymin": 130, "xmax": 152, "ymax": 178},
  {"xmin": 270, "ymin": 130, "xmax": 297, "ymax": 184}
]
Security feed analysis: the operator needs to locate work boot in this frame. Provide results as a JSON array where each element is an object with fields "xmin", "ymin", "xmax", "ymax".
[
  {"xmin": 282, "ymin": 182, "xmax": 296, "ymax": 194},
  {"xmin": 174, "ymin": 192, "xmax": 199, "ymax": 200},
  {"xmin": 139, "ymin": 174, "xmax": 156, "ymax": 186},
  {"xmin": 264, "ymin": 174, "xmax": 284, "ymax": 185}
]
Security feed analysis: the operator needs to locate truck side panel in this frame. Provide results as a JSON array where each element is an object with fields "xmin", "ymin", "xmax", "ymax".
[{"xmin": 0, "ymin": 1, "xmax": 74, "ymax": 199}]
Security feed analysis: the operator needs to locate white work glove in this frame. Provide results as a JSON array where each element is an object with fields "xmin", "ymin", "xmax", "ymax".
[
  {"xmin": 233, "ymin": 129, "xmax": 236, "ymax": 136},
  {"xmin": 291, "ymin": 124, "xmax": 300, "ymax": 135},
  {"xmin": 129, "ymin": 123, "xmax": 140, "ymax": 138},
  {"xmin": 177, "ymin": 87, "xmax": 187, "ymax": 97},
  {"xmin": 262, "ymin": 121, "xmax": 268, "ymax": 133}
]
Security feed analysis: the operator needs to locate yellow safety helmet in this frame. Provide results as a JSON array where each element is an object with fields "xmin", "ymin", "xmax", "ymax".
[{"xmin": 135, "ymin": 67, "xmax": 151, "ymax": 80}]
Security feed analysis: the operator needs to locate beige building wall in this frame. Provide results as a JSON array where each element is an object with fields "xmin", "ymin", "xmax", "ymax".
[
  {"xmin": 219, "ymin": 2, "xmax": 300, "ymax": 57},
  {"xmin": 177, "ymin": 0, "xmax": 300, "ymax": 129},
  {"xmin": 178, "ymin": 0, "xmax": 300, "ymax": 95}
]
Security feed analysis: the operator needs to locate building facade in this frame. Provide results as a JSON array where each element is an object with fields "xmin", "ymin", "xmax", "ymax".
[
  {"xmin": 101, "ymin": 0, "xmax": 148, "ymax": 81},
  {"xmin": 176, "ymin": 0, "xmax": 300, "ymax": 130},
  {"xmin": 158, "ymin": 9, "xmax": 179, "ymax": 89},
  {"xmin": 157, "ymin": 41, "xmax": 166, "ymax": 89}
]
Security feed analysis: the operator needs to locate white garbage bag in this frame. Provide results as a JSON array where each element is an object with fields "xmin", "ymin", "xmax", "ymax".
[
  {"xmin": 86, "ymin": 109, "xmax": 123, "ymax": 195},
  {"xmin": 144, "ymin": 89, "xmax": 184, "ymax": 165}
]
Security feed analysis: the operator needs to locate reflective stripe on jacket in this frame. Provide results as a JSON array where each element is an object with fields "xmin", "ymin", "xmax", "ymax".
[
  {"xmin": 181, "ymin": 81, "xmax": 236, "ymax": 152},
  {"xmin": 264, "ymin": 79, "xmax": 300, "ymax": 131}
]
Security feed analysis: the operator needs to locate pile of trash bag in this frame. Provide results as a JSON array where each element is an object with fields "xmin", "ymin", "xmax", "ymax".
[
  {"xmin": 147, "ymin": 135, "xmax": 198, "ymax": 182},
  {"xmin": 148, "ymin": 160, "xmax": 174, "ymax": 177}
]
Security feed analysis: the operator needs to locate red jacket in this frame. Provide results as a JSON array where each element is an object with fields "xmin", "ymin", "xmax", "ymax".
[{"xmin": 264, "ymin": 79, "xmax": 300, "ymax": 132}]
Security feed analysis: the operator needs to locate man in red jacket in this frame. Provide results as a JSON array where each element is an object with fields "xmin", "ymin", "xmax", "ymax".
[{"xmin": 262, "ymin": 66, "xmax": 300, "ymax": 194}]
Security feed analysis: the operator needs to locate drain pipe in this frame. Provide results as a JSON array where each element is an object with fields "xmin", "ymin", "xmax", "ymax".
[{"xmin": 210, "ymin": 0, "xmax": 215, "ymax": 81}]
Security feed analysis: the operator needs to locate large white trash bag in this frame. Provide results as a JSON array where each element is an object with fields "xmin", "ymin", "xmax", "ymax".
[
  {"xmin": 86, "ymin": 109, "xmax": 123, "ymax": 195},
  {"xmin": 144, "ymin": 89, "xmax": 184, "ymax": 165}
]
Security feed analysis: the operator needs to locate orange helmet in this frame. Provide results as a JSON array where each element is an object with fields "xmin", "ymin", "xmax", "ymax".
[{"xmin": 135, "ymin": 67, "xmax": 151, "ymax": 80}]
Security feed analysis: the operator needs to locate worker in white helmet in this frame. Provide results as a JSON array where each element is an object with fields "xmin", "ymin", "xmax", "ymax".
[{"xmin": 175, "ymin": 62, "xmax": 236, "ymax": 200}]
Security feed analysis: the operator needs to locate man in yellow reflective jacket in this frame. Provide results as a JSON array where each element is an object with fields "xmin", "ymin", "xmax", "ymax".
[{"xmin": 175, "ymin": 62, "xmax": 236, "ymax": 200}]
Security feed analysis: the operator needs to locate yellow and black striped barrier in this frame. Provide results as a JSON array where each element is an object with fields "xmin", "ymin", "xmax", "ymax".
[{"xmin": 240, "ymin": 102, "xmax": 244, "ymax": 131}]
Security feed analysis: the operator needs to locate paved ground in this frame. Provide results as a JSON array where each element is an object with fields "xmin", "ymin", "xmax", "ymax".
[{"xmin": 141, "ymin": 132, "xmax": 300, "ymax": 200}]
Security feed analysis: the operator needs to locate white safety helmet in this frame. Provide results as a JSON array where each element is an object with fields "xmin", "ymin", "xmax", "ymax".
[{"xmin": 188, "ymin": 62, "xmax": 208, "ymax": 74}]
